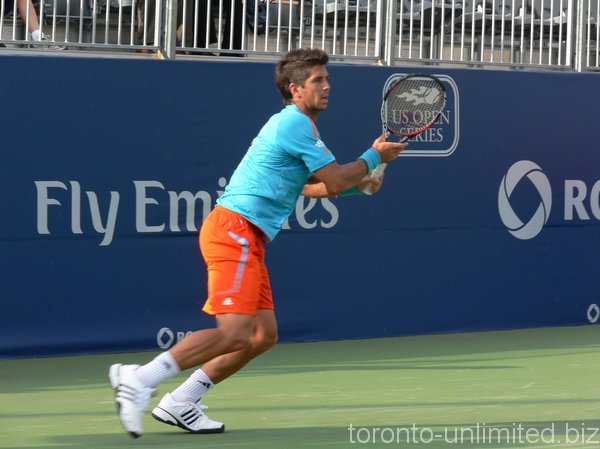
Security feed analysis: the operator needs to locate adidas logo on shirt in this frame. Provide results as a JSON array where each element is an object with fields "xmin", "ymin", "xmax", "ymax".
[
  {"xmin": 221, "ymin": 297, "xmax": 234, "ymax": 306},
  {"xmin": 315, "ymin": 139, "xmax": 330, "ymax": 154}
]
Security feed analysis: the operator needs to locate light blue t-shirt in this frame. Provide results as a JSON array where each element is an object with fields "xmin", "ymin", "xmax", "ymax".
[{"xmin": 217, "ymin": 104, "xmax": 336, "ymax": 241}]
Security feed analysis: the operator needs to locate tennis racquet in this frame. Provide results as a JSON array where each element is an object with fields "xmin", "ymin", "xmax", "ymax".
[{"xmin": 362, "ymin": 73, "xmax": 447, "ymax": 195}]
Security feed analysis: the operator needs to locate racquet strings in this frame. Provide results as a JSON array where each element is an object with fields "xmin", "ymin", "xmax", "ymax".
[{"xmin": 383, "ymin": 76, "xmax": 446, "ymax": 138}]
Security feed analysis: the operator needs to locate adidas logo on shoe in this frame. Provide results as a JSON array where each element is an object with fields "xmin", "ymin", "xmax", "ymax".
[{"xmin": 152, "ymin": 393, "xmax": 225, "ymax": 434}]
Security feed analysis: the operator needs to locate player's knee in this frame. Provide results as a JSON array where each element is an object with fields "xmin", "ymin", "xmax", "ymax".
[
  {"xmin": 264, "ymin": 331, "xmax": 278, "ymax": 349},
  {"xmin": 226, "ymin": 332, "xmax": 252, "ymax": 352},
  {"xmin": 217, "ymin": 314, "xmax": 255, "ymax": 352},
  {"xmin": 218, "ymin": 326, "xmax": 252, "ymax": 352},
  {"xmin": 255, "ymin": 331, "xmax": 278, "ymax": 352}
]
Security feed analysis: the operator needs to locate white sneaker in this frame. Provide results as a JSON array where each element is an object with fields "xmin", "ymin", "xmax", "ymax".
[
  {"xmin": 31, "ymin": 33, "xmax": 66, "ymax": 50},
  {"xmin": 109, "ymin": 364, "xmax": 156, "ymax": 438},
  {"xmin": 151, "ymin": 393, "xmax": 225, "ymax": 433}
]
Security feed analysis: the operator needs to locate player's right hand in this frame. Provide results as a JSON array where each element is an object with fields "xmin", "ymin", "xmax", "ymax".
[{"xmin": 371, "ymin": 134, "xmax": 408, "ymax": 163}]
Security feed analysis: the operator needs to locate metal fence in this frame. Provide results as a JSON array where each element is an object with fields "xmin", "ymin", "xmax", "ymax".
[{"xmin": 1, "ymin": 0, "xmax": 599, "ymax": 70}]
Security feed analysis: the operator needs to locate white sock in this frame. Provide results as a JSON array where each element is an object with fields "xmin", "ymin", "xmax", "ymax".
[
  {"xmin": 31, "ymin": 29, "xmax": 42, "ymax": 41},
  {"xmin": 135, "ymin": 352, "xmax": 181, "ymax": 388},
  {"xmin": 170, "ymin": 369, "xmax": 214, "ymax": 403}
]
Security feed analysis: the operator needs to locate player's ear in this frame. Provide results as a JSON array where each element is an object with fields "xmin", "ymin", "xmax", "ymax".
[{"xmin": 289, "ymin": 82, "xmax": 301, "ymax": 99}]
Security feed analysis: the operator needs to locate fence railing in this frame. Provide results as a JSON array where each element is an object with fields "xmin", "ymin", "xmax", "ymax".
[{"xmin": 1, "ymin": 0, "xmax": 599, "ymax": 70}]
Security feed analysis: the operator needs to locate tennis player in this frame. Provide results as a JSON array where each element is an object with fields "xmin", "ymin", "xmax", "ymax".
[{"xmin": 109, "ymin": 48, "xmax": 408, "ymax": 438}]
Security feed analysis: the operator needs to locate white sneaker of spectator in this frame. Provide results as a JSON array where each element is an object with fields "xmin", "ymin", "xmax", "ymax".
[{"xmin": 31, "ymin": 32, "xmax": 66, "ymax": 51}]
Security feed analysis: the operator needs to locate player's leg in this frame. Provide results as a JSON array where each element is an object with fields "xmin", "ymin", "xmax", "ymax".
[
  {"xmin": 109, "ymin": 207, "xmax": 260, "ymax": 438},
  {"xmin": 202, "ymin": 308, "xmax": 278, "ymax": 384},
  {"xmin": 146, "ymin": 315, "xmax": 254, "ymax": 434},
  {"xmin": 150, "ymin": 206, "xmax": 270, "ymax": 433},
  {"xmin": 169, "ymin": 313, "xmax": 255, "ymax": 370},
  {"xmin": 109, "ymin": 313, "xmax": 254, "ymax": 438},
  {"xmin": 150, "ymin": 310, "xmax": 276, "ymax": 433},
  {"xmin": 200, "ymin": 243, "xmax": 278, "ymax": 384}
]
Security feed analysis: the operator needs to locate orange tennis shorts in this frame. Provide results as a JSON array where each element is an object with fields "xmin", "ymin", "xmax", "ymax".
[{"xmin": 200, "ymin": 206, "xmax": 274, "ymax": 316}]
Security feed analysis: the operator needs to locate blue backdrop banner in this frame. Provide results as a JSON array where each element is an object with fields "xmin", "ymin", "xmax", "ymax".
[{"xmin": 0, "ymin": 56, "xmax": 598, "ymax": 357}]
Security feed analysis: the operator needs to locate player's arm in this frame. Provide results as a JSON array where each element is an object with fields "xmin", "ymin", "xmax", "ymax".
[
  {"xmin": 302, "ymin": 161, "xmax": 370, "ymax": 198},
  {"xmin": 303, "ymin": 172, "xmax": 384, "ymax": 198},
  {"xmin": 302, "ymin": 175, "xmax": 330, "ymax": 198},
  {"xmin": 304, "ymin": 136, "xmax": 406, "ymax": 197}
]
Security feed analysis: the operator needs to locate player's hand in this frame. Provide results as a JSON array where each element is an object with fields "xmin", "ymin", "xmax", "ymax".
[
  {"xmin": 371, "ymin": 134, "xmax": 408, "ymax": 163},
  {"xmin": 357, "ymin": 171, "xmax": 384, "ymax": 194}
]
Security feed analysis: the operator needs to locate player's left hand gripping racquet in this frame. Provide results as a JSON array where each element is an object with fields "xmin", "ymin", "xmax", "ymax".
[{"xmin": 363, "ymin": 73, "xmax": 447, "ymax": 195}]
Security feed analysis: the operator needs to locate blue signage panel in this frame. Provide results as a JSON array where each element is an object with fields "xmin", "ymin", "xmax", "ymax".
[{"xmin": 0, "ymin": 56, "xmax": 598, "ymax": 357}]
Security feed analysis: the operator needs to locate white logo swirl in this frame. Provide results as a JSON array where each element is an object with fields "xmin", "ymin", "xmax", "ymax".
[
  {"xmin": 157, "ymin": 327, "xmax": 175, "ymax": 349},
  {"xmin": 587, "ymin": 304, "xmax": 600, "ymax": 323},
  {"xmin": 498, "ymin": 161, "xmax": 552, "ymax": 240}
]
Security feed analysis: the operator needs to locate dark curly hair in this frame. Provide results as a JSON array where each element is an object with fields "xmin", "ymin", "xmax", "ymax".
[{"xmin": 275, "ymin": 49, "xmax": 329, "ymax": 104}]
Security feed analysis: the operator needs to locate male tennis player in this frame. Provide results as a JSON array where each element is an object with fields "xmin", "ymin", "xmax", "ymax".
[{"xmin": 109, "ymin": 48, "xmax": 408, "ymax": 438}]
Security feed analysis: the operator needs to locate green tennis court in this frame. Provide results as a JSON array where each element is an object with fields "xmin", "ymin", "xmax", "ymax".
[{"xmin": 1, "ymin": 325, "xmax": 599, "ymax": 449}]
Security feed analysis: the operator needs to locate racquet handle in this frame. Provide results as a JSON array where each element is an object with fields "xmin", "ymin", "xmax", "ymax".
[{"xmin": 361, "ymin": 163, "xmax": 388, "ymax": 195}]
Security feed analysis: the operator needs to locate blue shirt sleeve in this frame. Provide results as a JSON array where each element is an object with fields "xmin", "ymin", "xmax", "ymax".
[{"xmin": 277, "ymin": 109, "xmax": 335, "ymax": 172}]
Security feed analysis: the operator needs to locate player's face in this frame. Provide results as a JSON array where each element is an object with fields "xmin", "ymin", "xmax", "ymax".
[{"xmin": 292, "ymin": 65, "xmax": 330, "ymax": 119}]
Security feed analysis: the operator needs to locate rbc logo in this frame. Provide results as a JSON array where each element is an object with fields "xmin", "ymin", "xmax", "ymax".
[
  {"xmin": 498, "ymin": 159, "xmax": 600, "ymax": 240},
  {"xmin": 588, "ymin": 304, "xmax": 600, "ymax": 323},
  {"xmin": 156, "ymin": 327, "xmax": 192, "ymax": 349},
  {"xmin": 156, "ymin": 327, "xmax": 175, "ymax": 349},
  {"xmin": 498, "ymin": 160, "xmax": 552, "ymax": 240}
]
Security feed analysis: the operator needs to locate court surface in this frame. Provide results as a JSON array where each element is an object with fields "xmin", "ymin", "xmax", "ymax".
[{"xmin": 1, "ymin": 325, "xmax": 599, "ymax": 449}]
